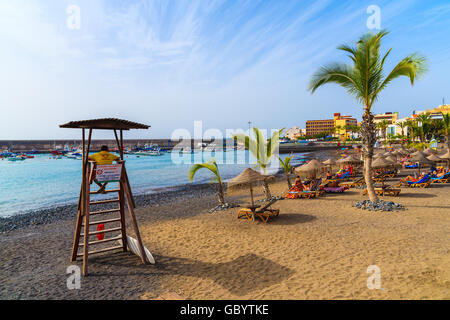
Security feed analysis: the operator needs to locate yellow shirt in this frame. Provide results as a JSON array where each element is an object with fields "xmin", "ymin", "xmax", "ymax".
[{"xmin": 88, "ymin": 151, "xmax": 119, "ymax": 165}]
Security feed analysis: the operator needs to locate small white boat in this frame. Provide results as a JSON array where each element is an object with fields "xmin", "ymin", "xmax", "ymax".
[{"xmin": 135, "ymin": 150, "xmax": 161, "ymax": 156}]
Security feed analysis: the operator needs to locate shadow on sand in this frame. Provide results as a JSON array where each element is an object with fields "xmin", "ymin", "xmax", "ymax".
[{"xmin": 90, "ymin": 252, "xmax": 295, "ymax": 296}]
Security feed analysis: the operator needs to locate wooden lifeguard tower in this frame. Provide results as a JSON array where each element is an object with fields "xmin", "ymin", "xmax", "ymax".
[{"xmin": 60, "ymin": 118, "xmax": 150, "ymax": 276}]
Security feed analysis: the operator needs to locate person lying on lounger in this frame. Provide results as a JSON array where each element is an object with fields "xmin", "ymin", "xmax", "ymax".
[
  {"xmin": 400, "ymin": 173, "xmax": 423, "ymax": 183},
  {"xmin": 285, "ymin": 177, "xmax": 305, "ymax": 199},
  {"xmin": 432, "ymin": 170, "xmax": 447, "ymax": 178}
]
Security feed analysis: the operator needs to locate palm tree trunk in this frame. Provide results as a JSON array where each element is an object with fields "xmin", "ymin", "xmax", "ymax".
[
  {"xmin": 286, "ymin": 173, "xmax": 292, "ymax": 189},
  {"xmin": 360, "ymin": 108, "xmax": 379, "ymax": 202},
  {"xmin": 262, "ymin": 180, "xmax": 272, "ymax": 200},
  {"xmin": 217, "ymin": 182, "xmax": 225, "ymax": 205}
]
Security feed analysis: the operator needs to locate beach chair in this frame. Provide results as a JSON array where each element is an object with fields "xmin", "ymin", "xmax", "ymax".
[
  {"xmin": 407, "ymin": 174, "xmax": 431, "ymax": 188},
  {"xmin": 431, "ymin": 172, "xmax": 450, "ymax": 184},
  {"xmin": 339, "ymin": 176, "xmax": 364, "ymax": 188},
  {"xmin": 236, "ymin": 199, "xmax": 280, "ymax": 223},
  {"xmin": 299, "ymin": 179, "xmax": 324, "ymax": 199},
  {"xmin": 337, "ymin": 171, "xmax": 350, "ymax": 180},
  {"xmin": 323, "ymin": 186, "xmax": 347, "ymax": 193},
  {"xmin": 361, "ymin": 185, "xmax": 401, "ymax": 197}
]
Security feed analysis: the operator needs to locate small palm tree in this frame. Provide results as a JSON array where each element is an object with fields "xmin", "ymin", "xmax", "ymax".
[
  {"xmin": 309, "ymin": 30, "xmax": 426, "ymax": 202},
  {"xmin": 441, "ymin": 112, "xmax": 450, "ymax": 150},
  {"xmin": 397, "ymin": 121, "xmax": 407, "ymax": 138},
  {"xmin": 233, "ymin": 127, "xmax": 283, "ymax": 199},
  {"xmin": 416, "ymin": 114, "xmax": 431, "ymax": 142},
  {"xmin": 278, "ymin": 155, "xmax": 294, "ymax": 188},
  {"xmin": 376, "ymin": 120, "xmax": 390, "ymax": 140},
  {"xmin": 188, "ymin": 158, "xmax": 225, "ymax": 205}
]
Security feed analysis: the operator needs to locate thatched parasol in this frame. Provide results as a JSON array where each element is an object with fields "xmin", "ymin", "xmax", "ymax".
[
  {"xmin": 426, "ymin": 154, "xmax": 441, "ymax": 162},
  {"xmin": 423, "ymin": 148, "xmax": 437, "ymax": 155},
  {"xmin": 228, "ymin": 168, "xmax": 268, "ymax": 206},
  {"xmin": 322, "ymin": 158, "xmax": 335, "ymax": 166},
  {"xmin": 371, "ymin": 157, "xmax": 393, "ymax": 186},
  {"xmin": 409, "ymin": 152, "xmax": 435, "ymax": 174},
  {"xmin": 295, "ymin": 159, "xmax": 324, "ymax": 178},
  {"xmin": 322, "ymin": 158, "xmax": 335, "ymax": 171},
  {"xmin": 385, "ymin": 155, "xmax": 398, "ymax": 164},
  {"xmin": 438, "ymin": 150, "xmax": 450, "ymax": 169},
  {"xmin": 295, "ymin": 159, "xmax": 324, "ymax": 171},
  {"xmin": 373, "ymin": 152, "xmax": 384, "ymax": 158},
  {"xmin": 372, "ymin": 157, "xmax": 392, "ymax": 168}
]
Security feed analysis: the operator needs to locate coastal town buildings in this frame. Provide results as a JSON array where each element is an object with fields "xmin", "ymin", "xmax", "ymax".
[
  {"xmin": 412, "ymin": 104, "xmax": 450, "ymax": 120},
  {"xmin": 305, "ymin": 113, "xmax": 357, "ymax": 140},
  {"xmin": 285, "ymin": 126, "xmax": 306, "ymax": 140}
]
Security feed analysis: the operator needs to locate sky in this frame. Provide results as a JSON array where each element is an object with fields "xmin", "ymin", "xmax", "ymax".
[{"xmin": 1, "ymin": 0, "xmax": 450, "ymax": 140}]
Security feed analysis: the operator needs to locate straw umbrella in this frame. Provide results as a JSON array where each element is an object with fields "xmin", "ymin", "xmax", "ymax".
[
  {"xmin": 373, "ymin": 153, "xmax": 383, "ymax": 159},
  {"xmin": 409, "ymin": 152, "xmax": 435, "ymax": 174},
  {"xmin": 295, "ymin": 159, "xmax": 325, "ymax": 179},
  {"xmin": 438, "ymin": 150, "xmax": 450, "ymax": 169},
  {"xmin": 322, "ymin": 159, "xmax": 336, "ymax": 172},
  {"xmin": 426, "ymin": 154, "xmax": 441, "ymax": 162},
  {"xmin": 227, "ymin": 168, "xmax": 268, "ymax": 207},
  {"xmin": 371, "ymin": 157, "xmax": 392, "ymax": 187},
  {"xmin": 385, "ymin": 155, "xmax": 397, "ymax": 164},
  {"xmin": 423, "ymin": 148, "xmax": 437, "ymax": 155}
]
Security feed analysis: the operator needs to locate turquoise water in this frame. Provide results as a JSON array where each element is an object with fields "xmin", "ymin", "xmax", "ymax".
[{"xmin": 0, "ymin": 151, "xmax": 307, "ymax": 217}]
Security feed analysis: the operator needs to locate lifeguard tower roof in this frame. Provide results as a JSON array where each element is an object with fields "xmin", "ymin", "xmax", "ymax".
[{"xmin": 59, "ymin": 118, "xmax": 149, "ymax": 130}]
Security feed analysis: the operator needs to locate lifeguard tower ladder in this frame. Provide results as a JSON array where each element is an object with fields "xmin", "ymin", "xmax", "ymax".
[{"xmin": 60, "ymin": 118, "xmax": 150, "ymax": 276}]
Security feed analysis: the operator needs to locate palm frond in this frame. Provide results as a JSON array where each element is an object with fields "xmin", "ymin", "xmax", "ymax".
[
  {"xmin": 188, "ymin": 158, "xmax": 221, "ymax": 184},
  {"xmin": 376, "ymin": 53, "xmax": 427, "ymax": 96},
  {"xmin": 308, "ymin": 63, "xmax": 361, "ymax": 102}
]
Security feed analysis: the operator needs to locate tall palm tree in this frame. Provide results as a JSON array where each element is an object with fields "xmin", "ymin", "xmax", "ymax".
[
  {"xmin": 278, "ymin": 155, "xmax": 294, "ymax": 188},
  {"xmin": 188, "ymin": 158, "xmax": 225, "ymax": 205},
  {"xmin": 309, "ymin": 30, "xmax": 426, "ymax": 202},
  {"xmin": 233, "ymin": 127, "xmax": 283, "ymax": 199},
  {"xmin": 442, "ymin": 112, "xmax": 450, "ymax": 150}
]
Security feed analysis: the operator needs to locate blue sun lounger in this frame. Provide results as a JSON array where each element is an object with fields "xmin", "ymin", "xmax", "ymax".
[{"xmin": 431, "ymin": 172, "xmax": 450, "ymax": 184}]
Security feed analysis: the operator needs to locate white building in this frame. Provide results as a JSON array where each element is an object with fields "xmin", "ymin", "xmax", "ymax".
[{"xmin": 285, "ymin": 126, "xmax": 306, "ymax": 140}]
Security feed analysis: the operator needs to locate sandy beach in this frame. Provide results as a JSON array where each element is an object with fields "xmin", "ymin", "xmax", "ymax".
[{"xmin": 0, "ymin": 170, "xmax": 449, "ymax": 300}]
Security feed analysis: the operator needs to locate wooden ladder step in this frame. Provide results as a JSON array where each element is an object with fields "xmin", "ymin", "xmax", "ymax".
[
  {"xmin": 80, "ymin": 227, "xmax": 122, "ymax": 236},
  {"xmin": 77, "ymin": 245, "xmax": 123, "ymax": 257},
  {"xmin": 82, "ymin": 217, "xmax": 121, "ymax": 226},
  {"xmin": 90, "ymin": 199, "xmax": 119, "ymax": 205},
  {"xmin": 79, "ymin": 235, "xmax": 122, "ymax": 247},
  {"xmin": 90, "ymin": 208, "xmax": 120, "ymax": 216},
  {"xmin": 90, "ymin": 189, "xmax": 120, "ymax": 194}
]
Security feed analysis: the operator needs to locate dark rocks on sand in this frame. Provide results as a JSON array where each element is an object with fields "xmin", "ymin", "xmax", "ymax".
[
  {"xmin": 353, "ymin": 200, "xmax": 406, "ymax": 211},
  {"xmin": 208, "ymin": 203, "xmax": 240, "ymax": 213}
]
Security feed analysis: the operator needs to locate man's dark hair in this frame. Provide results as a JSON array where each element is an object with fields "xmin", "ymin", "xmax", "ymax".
[{"xmin": 100, "ymin": 145, "xmax": 109, "ymax": 151}]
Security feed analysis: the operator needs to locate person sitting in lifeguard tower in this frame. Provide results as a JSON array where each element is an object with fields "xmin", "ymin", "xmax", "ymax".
[{"xmin": 88, "ymin": 145, "xmax": 120, "ymax": 192}]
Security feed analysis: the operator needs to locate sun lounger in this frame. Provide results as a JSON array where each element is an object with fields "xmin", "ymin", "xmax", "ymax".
[
  {"xmin": 283, "ymin": 179, "xmax": 324, "ymax": 199},
  {"xmin": 299, "ymin": 178, "xmax": 324, "ymax": 198},
  {"xmin": 339, "ymin": 176, "xmax": 365, "ymax": 188},
  {"xmin": 323, "ymin": 186, "xmax": 346, "ymax": 193},
  {"xmin": 361, "ymin": 185, "xmax": 401, "ymax": 197},
  {"xmin": 236, "ymin": 199, "xmax": 280, "ymax": 223},
  {"xmin": 431, "ymin": 173, "xmax": 450, "ymax": 184},
  {"xmin": 407, "ymin": 174, "xmax": 431, "ymax": 188}
]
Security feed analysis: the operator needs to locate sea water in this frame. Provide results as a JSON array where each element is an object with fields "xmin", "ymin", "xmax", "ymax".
[{"xmin": 0, "ymin": 151, "xmax": 307, "ymax": 217}]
